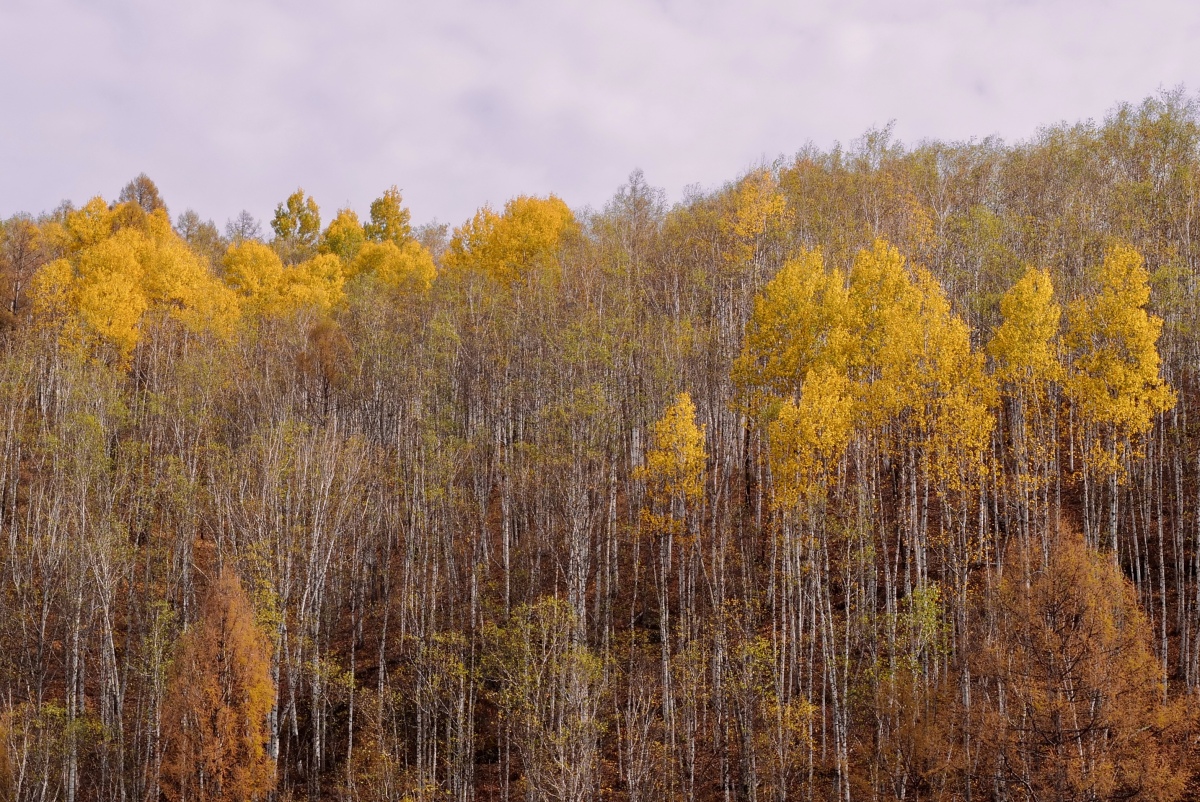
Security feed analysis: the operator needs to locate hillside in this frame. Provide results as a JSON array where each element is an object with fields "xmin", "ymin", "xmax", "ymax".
[{"xmin": 2, "ymin": 93, "xmax": 1200, "ymax": 801}]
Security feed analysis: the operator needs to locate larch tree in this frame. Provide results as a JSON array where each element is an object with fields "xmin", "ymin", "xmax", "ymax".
[
  {"xmin": 160, "ymin": 567, "xmax": 276, "ymax": 802},
  {"xmin": 175, "ymin": 209, "xmax": 225, "ymax": 269},
  {"xmin": 118, "ymin": 172, "xmax": 167, "ymax": 215},
  {"xmin": 224, "ymin": 210, "xmax": 262, "ymax": 244},
  {"xmin": 0, "ymin": 214, "xmax": 43, "ymax": 321},
  {"xmin": 969, "ymin": 534, "xmax": 1193, "ymax": 802}
]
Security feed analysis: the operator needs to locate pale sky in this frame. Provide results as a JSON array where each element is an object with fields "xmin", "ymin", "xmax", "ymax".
[{"xmin": 2, "ymin": 0, "xmax": 1197, "ymax": 232}]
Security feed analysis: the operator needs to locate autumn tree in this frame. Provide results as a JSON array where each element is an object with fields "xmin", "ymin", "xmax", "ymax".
[
  {"xmin": 222, "ymin": 239, "xmax": 345, "ymax": 317},
  {"xmin": 320, "ymin": 208, "xmax": 366, "ymax": 262},
  {"xmin": 989, "ymin": 266, "xmax": 1064, "ymax": 553},
  {"xmin": 271, "ymin": 188, "xmax": 321, "ymax": 264},
  {"xmin": 348, "ymin": 239, "xmax": 436, "ymax": 295},
  {"xmin": 28, "ymin": 197, "xmax": 239, "ymax": 363},
  {"xmin": 1066, "ymin": 243, "xmax": 1175, "ymax": 549},
  {"xmin": 732, "ymin": 248, "xmax": 851, "ymax": 405},
  {"xmin": 633, "ymin": 393, "xmax": 707, "ymax": 797},
  {"xmin": 444, "ymin": 195, "xmax": 577, "ymax": 287},
  {"xmin": 0, "ymin": 214, "xmax": 43, "ymax": 322},
  {"xmin": 118, "ymin": 172, "xmax": 167, "ymax": 214},
  {"xmin": 485, "ymin": 599, "xmax": 604, "ymax": 802},
  {"xmin": 4, "ymin": 90, "xmax": 1200, "ymax": 802},
  {"xmin": 363, "ymin": 185, "xmax": 412, "ymax": 246},
  {"xmin": 720, "ymin": 168, "xmax": 791, "ymax": 278},
  {"xmin": 160, "ymin": 568, "xmax": 276, "ymax": 802},
  {"xmin": 968, "ymin": 534, "xmax": 1194, "ymax": 802},
  {"xmin": 224, "ymin": 210, "xmax": 262, "ymax": 244},
  {"xmin": 175, "ymin": 210, "xmax": 225, "ymax": 268}
]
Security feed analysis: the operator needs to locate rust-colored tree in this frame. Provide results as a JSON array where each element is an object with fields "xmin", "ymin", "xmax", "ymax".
[
  {"xmin": 968, "ymin": 534, "xmax": 1194, "ymax": 802},
  {"xmin": 160, "ymin": 568, "xmax": 276, "ymax": 802}
]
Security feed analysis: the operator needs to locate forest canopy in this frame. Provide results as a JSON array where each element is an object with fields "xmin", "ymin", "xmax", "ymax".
[{"xmin": 2, "ymin": 93, "xmax": 1200, "ymax": 801}]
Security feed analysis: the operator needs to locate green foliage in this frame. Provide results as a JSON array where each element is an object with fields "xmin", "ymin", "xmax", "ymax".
[
  {"xmin": 271, "ymin": 188, "xmax": 321, "ymax": 264},
  {"xmin": 364, "ymin": 185, "xmax": 413, "ymax": 246}
]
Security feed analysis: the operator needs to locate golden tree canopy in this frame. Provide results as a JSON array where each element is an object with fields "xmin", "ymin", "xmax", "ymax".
[{"xmin": 444, "ymin": 195, "xmax": 577, "ymax": 286}]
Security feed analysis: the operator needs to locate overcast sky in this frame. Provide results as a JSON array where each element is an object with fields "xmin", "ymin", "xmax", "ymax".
[{"xmin": 1, "ymin": 0, "xmax": 1198, "ymax": 232}]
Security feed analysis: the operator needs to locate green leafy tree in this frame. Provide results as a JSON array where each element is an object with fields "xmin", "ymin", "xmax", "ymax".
[
  {"xmin": 271, "ymin": 188, "xmax": 321, "ymax": 264},
  {"xmin": 363, "ymin": 186, "xmax": 413, "ymax": 246}
]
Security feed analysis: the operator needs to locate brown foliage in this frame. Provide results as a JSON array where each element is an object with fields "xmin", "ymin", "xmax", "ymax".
[
  {"xmin": 967, "ymin": 534, "xmax": 1195, "ymax": 802},
  {"xmin": 160, "ymin": 568, "xmax": 276, "ymax": 802}
]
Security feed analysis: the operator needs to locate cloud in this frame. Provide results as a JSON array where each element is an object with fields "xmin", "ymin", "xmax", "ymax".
[{"xmin": 2, "ymin": 0, "xmax": 1199, "ymax": 230}]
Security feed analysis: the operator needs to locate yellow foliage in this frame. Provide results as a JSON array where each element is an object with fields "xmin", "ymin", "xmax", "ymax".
[
  {"xmin": 271, "ymin": 188, "xmax": 321, "ymax": 264},
  {"xmin": 142, "ymin": 230, "xmax": 240, "ymax": 337},
  {"xmin": 364, "ymin": 185, "xmax": 413, "ymax": 246},
  {"xmin": 72, "ymin": 231, "xmax": 148, "ymax": 357},
  {"xmin": 721, "ymin": 169, "xmax": 790, "ymax": 267},
  {"xmin": 989, "ymin": 266, "xmax": 1063, "ymax": 388},
  {"xmin": 912, "ymin": 268, "xmax": 995, "ymax": 487},
  {"xmin": 732, "ymin": 248, "xmax": 853, "ymax": 406},
  {"xmin": 349, "ymin": 240, "xmax": 436, "ymax": 294},
  {"xmin": 845, "ymin": 239, "xmax": 926, "ymax": 422},
  {"xmin": 738, "ymin": 239, "xmax": 994, "ymax": 508},
  {"xmin": 223, "ymin": 242, "xmax": 345, "ymax": 317},
  {"xmin": 767, "ymin": 365, "xmax": 854, "ymax": 506},
  {"xmin": 1066, "ymin": 242, "xmax": 1175, "ymax": 448},
  {"xmin": 320, "ymin": 208, "xmax": 366, "ymax": 262},
  {"xmin": 64, "ymin": 196, "xmax": 115, "ymax": 251},
  {"xmin": 30, "ymin": 258, "xmax": 84, "ymax": 344},
  {"xmin": 444, "ymin": 195, "xmax": 576, "ymax": 286},
  {"xmin": 223, "ymin": 241, "xmax": 284, "ymax": 308},
  {"xmin": 29, "ymin": 203, "xmax": 240, "ymax": 363},
  {"xmin": 639, "ymin": 392, "xmax": 707, "ymax": 506},
  {"xmin": 285, "ymin": 253, "xmax": 345, "ymax": 313}
]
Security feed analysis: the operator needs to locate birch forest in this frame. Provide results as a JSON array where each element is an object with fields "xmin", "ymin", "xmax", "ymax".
[{"xmin": 4, "ymin": 92, "xmax": 1200, "ymax": 801}]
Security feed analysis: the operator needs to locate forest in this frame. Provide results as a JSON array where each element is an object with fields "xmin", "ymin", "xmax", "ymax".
[{"xmin": 1, "ymin": 91, "xmax": 1200, "ymax": 802}]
